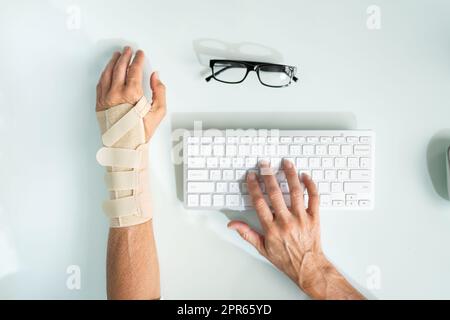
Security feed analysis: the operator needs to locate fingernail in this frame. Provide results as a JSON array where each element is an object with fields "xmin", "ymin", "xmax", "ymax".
[
  {"xmin": 283, "ymin": 159, "xmax": 292, "ymax": 168},
  {"xmin": 227, "ymin": 224, "xmax": 237, "ymax": 230},
  {"xmin": 124, "ymin": 46, "xmax": 130, "ymax": 52},
  {"xmin": 154, "ymin": 71, "xmax": 160, "ymax": 80},
  {"xmin": 248, "ymin": 172, "xmax": 256, "ymax": 181},
  {"xmin": 259, "ymin": 160, "xmax": 269, "ymax": 168},
  {"xmin": 301, "ymin": 172, "xmax": 309, "ymax": 180}
]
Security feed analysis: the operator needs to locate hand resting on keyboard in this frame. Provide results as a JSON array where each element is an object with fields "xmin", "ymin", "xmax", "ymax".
[{"xmin": 228, "ymin": 159, "xmax": 365, "ymax": 300}]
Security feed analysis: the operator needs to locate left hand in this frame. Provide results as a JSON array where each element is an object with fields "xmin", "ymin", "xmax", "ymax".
[{"xmin": 96, "ymin": 46, "xmax": 166, "ymax": 141}]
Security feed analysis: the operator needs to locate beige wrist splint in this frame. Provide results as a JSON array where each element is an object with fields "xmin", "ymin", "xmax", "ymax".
[{"xmin": 96, "ymin": 96, "xmax": 152, "ymax": 228}]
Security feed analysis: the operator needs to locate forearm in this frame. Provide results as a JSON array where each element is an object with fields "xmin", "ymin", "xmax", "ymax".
[
  {"xmin": 298, "ymin": 253, "xmax": 365, "ymax": 300},
  {"xmin": 107, "ymin": 221, "xmax": 160, "ymax": 300}
]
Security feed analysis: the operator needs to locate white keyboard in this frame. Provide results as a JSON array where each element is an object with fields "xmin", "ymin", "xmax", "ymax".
[{"xmin": 183, "ymin": 130, "xmax": 375, "ymax": 210}]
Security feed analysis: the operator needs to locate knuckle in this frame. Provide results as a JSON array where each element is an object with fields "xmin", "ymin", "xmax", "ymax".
[
  {"xmin": 268, "ymin": 189, "xmax": 283, "ymax": 202},
  {"xmin": 290, "ymin": 187, "xmax": 303, "ymax": 199}
]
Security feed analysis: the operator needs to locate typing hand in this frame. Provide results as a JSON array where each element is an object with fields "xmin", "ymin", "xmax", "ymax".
[
  {"xmin": 228, "ymin": 159, "xmax": 365, "ymax": 300},
  {"xmin": 96, "ymin": 47, "xmax": 166, "ymax": 141}
]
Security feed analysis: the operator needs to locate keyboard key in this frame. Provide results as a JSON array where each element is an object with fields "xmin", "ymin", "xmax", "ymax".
[
  {"xmin": 219, "ymin": 158, "xmax": 231, "ymax": 168},
  {"xmin": 320, "ymin": 194, "xmax": 331, "ymax": 206},
  {"xmin": 187, "ymin": 136, "xmax": 199, "ymax": 144},
  {"xmin": 360, "ymin": 157, "xmax": 371, "ymax": 168},
  {"xmin": 296, "ymin": 157, "xmax": 308, "ymax": 168},
  {"xmin": 328, "ymin": 145, "xmax": 340, "ymax": 155},
  {"xmin": 316, "ymin": 145, "xmax": 327, "ymax": 155},
  {"xmin": 200, "ymin": 194, "xmax": 212, "ymax": 206},
  {"xmin": 232, "ymin": 158, "xmax": 244, "ymax": 168},
  {"xmin": 360, "ymin": 136, "xmax": 371, "ymax": 143},
  {"xmin": 187, "ymin": 145, "xmax": 199, "ymax": 156},
  {"xmin": 335, "ymin": 158, "xmax": 346, "ymax": 168},
  {"xmin": 229, "ymin": 182, "xmax": 240, "ymax": 193},
  {"xmin": 210, "ymin": 170, "xmax": 221, "ymax": 180},
  {"xmin": 320, "ymin": 136, "xmax": 332, "ymax": 143},
  {"xmin": 350, "ymin": 170, "xmax": 371, "ymax": 180},
  {"xmin": 213, "ymin": 194, "xmax": 225, "ymax": 206},
  {"xmin": 346, "ymin": 200, "xmax": 358, "ymax": 207},
  {"xmin": 280, "ymin": 182, "xmax": 289, "ymax": 193},
  {"xmin": 245, "ymin": 157, "xmax": 258, "ymax": 168},
  {"xmin": 332, "ymin": 200, "xmax": 344, "ymax": 207},
  {"xmin": 188, "ymin": 170, "xmax": 208, "ymax": 181},
  {"xmin": 309, "ymin": 158, "xmax": 321, "ymax": 168},
  {"xmin": 303, "ymin": 145, "xmax": 314, "ymax": 155},
  {"xmin": 188, "ymin": 182, "xmax": 214, "ymax": 193},
  {"xmin": 337, "ymin": 170, "xmax": 349, "ymax": 180},
  {"xmin": 341, "ymin": 145, "xmax": 352, "ymax": 155},
  {"xmin": 318, "ymin": 182, "xmax": 330, "ymax": 193},
  {"xmin": 214, "ymin": 136, "xmax": 226, "ymax": 143},
  {"xmin": 235, "ymin": 170, "xmax": 246, "ymax": 180},
  {"xmin": 223, "ymin": 170, "xmax": 234, "ymax": 180},
  {"xmin": 354, "ymin": 145, "xmax": 371, "ymax": 155},
  {"xmin": 238, "ymin": 145, "xmax": 250, "ymax": 156},
  {"xmin": 267, "ymin": 137, "xmax": 279, "ymax": 144},
  {"xmin": 322, "ymin": 158, "xmax": 333, "ymax": 168},
  {"xmin": 188, "ymin": 157, "xmax": 206, "ymax": 168},
  {"xmin": 278, "ymin": 145, "xmax": 289, "ymax": 155},
  {"xmin": 280, "ymin": 136, "xmax": 292, "ymax": 143},
  {"xmin": 348, "ymin": 157, "xmax": 359, "ymax": 168},
  {"xmin": 324, "ymin": 170, "xmax": 337, "ymax": 180},
  {"xmin": 331, "ymin": 182, "xmax": 343, "ymax": 193},
  {"xmin": 359, "ymin": 200, "xmax": 371, "ymax": 207},
  {"xmin": 213, "ymin": 145, "xmax": 224, "ymax": 156},
  {"xmin": 227, "ymin": 136, "xmax": 238, "ymax": 143},
  {"xmin": 201, "ymin": 137, "xmax": 213, "ymax": 143},
  {"xmin": 290, "ymin": 145, "xmax": 302, "ymax": 156},
  {"xmin": 293, "ymin": 136, "xmax": 306, "ymax": 143},
  {"xmin": 226, "ymin": 195, "xmax": 241, "ymax": 206},
  {"xmin": 226, "ymin": 145, "xmax": 237, "ymax": 156},
  {"xmin": 216, "ymin": 182, "xmax": 227, "ymax": 193},
  {"xmin": 312, "ymin": 170, "xmax": 324, "ymax": 181},
  {"xmin": 206, "ymin": 157, "xmax": 218, "ymax": 168},
  {"xmin": 346, "ymin": 136, "xmax": 359, "ymax": 143},
  {"xmin": 307, "ymin": 137, "xmax": 319, "ymax": 143},
  {"xmin": 344, "ymin": 182, "xmax": 371, "ymax": 194},
  {"xmin": 187, "ymin": 194, "xmax": 199, "ymax": 207}
]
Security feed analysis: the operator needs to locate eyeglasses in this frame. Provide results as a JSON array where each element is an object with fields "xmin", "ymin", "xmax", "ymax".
[{"xmin": 205, "ymin": 59, "xmax": 298, "ymax": 88}]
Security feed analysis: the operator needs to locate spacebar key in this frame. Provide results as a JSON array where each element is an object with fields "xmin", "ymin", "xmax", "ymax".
[
  {"xmin": 344, "ymin": 182, "xmax": 371, "ymax": 193},
  {"xmin": 187, "ymin": 182, "xmax": 215, "ymax": 193}
]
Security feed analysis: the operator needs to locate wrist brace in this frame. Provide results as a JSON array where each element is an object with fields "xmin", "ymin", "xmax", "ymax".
[{"xmin": 96, "ymin": 96, "xmax": 152, "ymax": 228}]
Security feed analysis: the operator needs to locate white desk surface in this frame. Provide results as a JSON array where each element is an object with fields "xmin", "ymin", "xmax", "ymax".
[{"xmin": 1, "ymin": 0, "xmax": 450, "ymax": 299}]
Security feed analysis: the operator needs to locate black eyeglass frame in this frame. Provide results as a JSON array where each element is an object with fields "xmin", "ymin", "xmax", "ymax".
[{"xmin": 205, "ymin": 59, "xmax": 298, "ymax": 88}]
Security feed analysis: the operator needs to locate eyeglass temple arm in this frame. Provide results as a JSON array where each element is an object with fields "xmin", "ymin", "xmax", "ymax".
[{"xmin": 205, "ymin": 66, "xmax": 234, "ymax": 82}]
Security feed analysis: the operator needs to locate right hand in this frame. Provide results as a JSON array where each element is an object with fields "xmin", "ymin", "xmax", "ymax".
[{"xmin": 228, "ymin": 159, "xmax": 364, "ymax": 299}]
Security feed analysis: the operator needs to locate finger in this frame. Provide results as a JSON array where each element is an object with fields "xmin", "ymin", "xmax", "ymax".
[
  {"xmin": 143, "ymin": 72, "xmax": 167, "ymax": 140},
  {"xmin": 228, "ymin": 221, "xmax": 267, "ymax": 256},
  {"xmin": 98, "ymin": 51, "xmax": 121, "ymax": 100},
  {"xmin": 259, "ymin": 161, "xmax": 289, "ymax": 218},
  {"xmin": 302, "ymin": 173, "xmax": 320, "ymax": 218},
  {"xmin": 283, "ymin": 159, "xmax": 307, "ymax": 219},
  {"xmin": 126, "ymin": 49, "xmax": 145, "ymax": 88},
  {"xmin": 150, "ymin": 71, "xmax": 166, "ymax": 110},
  {"xmin": 111, "ymin": 46, "xmax": 133, "ymax": 89},
  {"xmin": 247, "ymin": 171, "xmax": 273, "ymax": 229}
]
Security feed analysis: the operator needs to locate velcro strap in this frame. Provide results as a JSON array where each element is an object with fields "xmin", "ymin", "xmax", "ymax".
[
  {"xmin": 104, "ymin": 171, "xmax": 136, "ymax": 190},
  {"xmin": 101, "ymin": 96, "xmax": 151, "ymax": 147},
  {"xmin": 103, "ymin": 196, "xmax": 138, "ymax": 218},
  {"xmin": 96, "ymin": 147, "xmax": 141, "ymax": 168}
]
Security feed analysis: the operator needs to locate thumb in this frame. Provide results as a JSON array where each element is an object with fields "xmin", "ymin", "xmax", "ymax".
[
  {"xmin": 228, "ymin": 221, "xmax": 266, "ymax": 256},
  {"xmin": 150, "ymin": 71, "xmax": 166, "ymax": 110}
]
